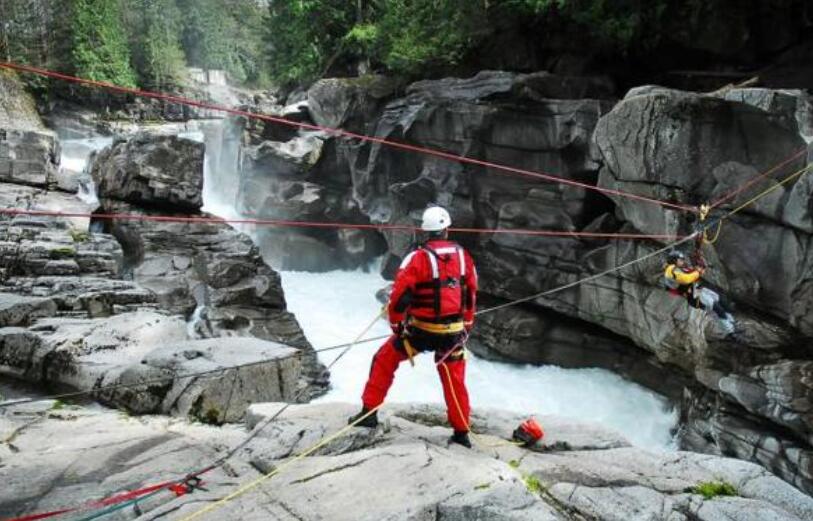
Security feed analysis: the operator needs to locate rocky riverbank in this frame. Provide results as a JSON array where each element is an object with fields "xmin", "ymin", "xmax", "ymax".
[{"xmin": 3, "ymin": 400, "xmax": 812, "ymax": 520}]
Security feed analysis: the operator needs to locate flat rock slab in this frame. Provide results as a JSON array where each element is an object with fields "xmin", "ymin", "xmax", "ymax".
[
  {"xmin": 0, "ymin": 315, "xmax": 304, "ymax": 422},
  {"xmin": 2, "ymin": 401, "xmax": 811, "ymax": 520},
  {"xmin": 0, "ymin": 293, "xmax": 57, "ymax": 327}
]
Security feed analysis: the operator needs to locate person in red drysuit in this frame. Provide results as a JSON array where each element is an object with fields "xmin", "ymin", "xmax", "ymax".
[{"xmin": 348, "ymin": 206, "xmax": 478, "ymax": 448}]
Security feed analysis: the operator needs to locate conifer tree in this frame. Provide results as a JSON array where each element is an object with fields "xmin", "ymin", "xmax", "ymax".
[{"xmin": 71, "ymin": 0, "xmax": 137, "ymax": 87}]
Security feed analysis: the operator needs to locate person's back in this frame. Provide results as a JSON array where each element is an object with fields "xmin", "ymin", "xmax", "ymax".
[{"xmin": 389, "ymin": 236, "xmax": 477, "ymax": 333}]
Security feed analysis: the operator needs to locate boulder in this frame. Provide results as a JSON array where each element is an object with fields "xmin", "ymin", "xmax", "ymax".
[
  {"xmin": 90, "ymin": 133, "xmax": 205, "ymax": 211},
  {"xmin": 0, "ymin": 130, "xmax": 60, "ymax": 188},
  {"xmin": 307, "ymin": 75, "xmax": 400, "ymax": 131},
  {"xmin": 0, "ymin": 313, "xmax": 304, "ymax": 422},
  {"xmin": 91, "ymin": 200, "xmax": 328, "ymax": 395},
  {"xmin": 594, "ymin": 89, "xmax": 808, "ymax": 236},
  {"xmin": 714, "ymin": 88, "xmax": 813, "ymax": 141}
]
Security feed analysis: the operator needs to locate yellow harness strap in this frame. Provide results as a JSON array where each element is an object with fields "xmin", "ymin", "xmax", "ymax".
[
  {"xmin": 403, "ymin": 338, "xmax": 417, "ymax": 367},
  {"xmin": 409, "ymin": 318, "xmax": 465, "ymax": 334}
]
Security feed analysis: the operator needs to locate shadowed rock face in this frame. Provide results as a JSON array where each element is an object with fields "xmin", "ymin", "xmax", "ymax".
[
  {"xmin": 236, "ymin": 71, "xmax": 813, "ymax": 493},
  {"xmin": 89, "ymin": 133, "xmax": 328, "ymax": 396},
  {"xmin": 90, "ymin": 133, "xmax": 205, "ymax": 211}
]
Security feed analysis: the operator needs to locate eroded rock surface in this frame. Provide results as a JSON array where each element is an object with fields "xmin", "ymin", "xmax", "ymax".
[
  {"xmin": 3, "ymin": 402, "xmax": 809, "ymax": 521},
  {"xmin": 91, "ymin": 134, "xmax": 205, "ymax": 211},
  {"xmin": 0, "ymin": 80, "xmax": 327, "ymax": 418}
]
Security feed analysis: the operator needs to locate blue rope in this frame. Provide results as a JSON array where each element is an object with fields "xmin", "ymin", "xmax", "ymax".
[{"xmin": 73, "ymin": 488, "xmax": 166, "ymax": 521}]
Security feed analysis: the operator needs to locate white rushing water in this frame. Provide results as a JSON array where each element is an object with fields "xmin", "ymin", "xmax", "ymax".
[
  {"xmin": 59, "ymin": 136, "xmax": 113, "ymax": 206},
  {"xmin": 280, "ymin": 266, "xmax": 679, "ymax": 451}
]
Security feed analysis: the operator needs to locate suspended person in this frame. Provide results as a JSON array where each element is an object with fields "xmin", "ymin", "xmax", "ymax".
[
  {"xmin": 348, "ymin": 206, "xmax": 478, "ymax": 448},
  {"xmin": 664, "ymin": 250, "xmax": 736, "ymax": 336}
]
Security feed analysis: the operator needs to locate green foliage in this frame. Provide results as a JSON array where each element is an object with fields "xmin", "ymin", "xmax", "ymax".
[
  {"xmin": 124, "ymin": 0, "xmax": 186, "ymax": 89},
  {"xmin": 264, "ymin": 0, "xmax": 357, "ymax": 86},
  {"xmin": 263, "ymin": 0, "xmax": 488, "ymax": 84},
  {"xmin": 508, "ymin": 459, "xmax": 521, "ymax": 469},
  {"xmin": 49, "ymin": 246, "xmax": 77, "ymax": 259},
  {"xmin": 474, "ymin": 482, "xmax": 492, "ymax": 490},
  {"xmin": 176, "ymin": 0, "xmax": 266, "ymax": 84},
  {"xmin": 689, "ymin": 480, "xmax": 738, "ymax": 500},
  {"xmin": 260, "ymin": 0, "xmax": 683, "ymax": 85},
  {"xmin": 523, "ymin": 474, "xmax": 544, "ymax": 495},
  {"xmin": 71, "ymin": 0, "xmax": 137, "ymax": 87},
  {"xmin": 344, "ymin": 23, "xmax": 380, "ymax": 56},
  {"xmin": 50, "ymin": 399, "xmax": 66, "ymax": 410},
  {"xmin": 377, "ymin": 0, "xmax": 486, "ymax": 75},
  {"xmin": 505, "ymin": 0, "xmax": 672, "ymax": 49},
  {"xmin": 69, "ymin": 229, "xmax": 90, "ymax": 243}
]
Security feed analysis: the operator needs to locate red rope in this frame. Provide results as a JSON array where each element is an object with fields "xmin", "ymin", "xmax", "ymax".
[
  {"xmin": 0, "ymin": 208, "xmax": 684, "ymax": 241},
  {"xmin": 709, "ymin": 147, "xmax": 809, "ymax": 209},
  {"xmin": 2, "ymin": 479, "xmax": 176, "ymax": 521},
  {"xmin": 0, "ymin": 61, "xmax": 697, "ymax": 215}
]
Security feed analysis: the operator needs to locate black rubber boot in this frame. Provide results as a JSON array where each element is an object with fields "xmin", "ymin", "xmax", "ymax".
[
  {"xmin": 449, "ymin": 430, "xmax": 472, "ymax": 448},
  {"xmin": 348, "ymin": 407, "xmax": 378, "ymax": 428}
]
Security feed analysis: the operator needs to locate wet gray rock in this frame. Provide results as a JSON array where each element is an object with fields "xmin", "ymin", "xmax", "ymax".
[
  {"xmin": 97, "ymin": 201, "xmax": 312, "ymax": 349},
  {"xmin": 91, "ymin": 133, "xmax": 205, "ymax": 211},
  {"xmin": 0, "ymin": 313, "xmax": 304, "ymax": 421},
  {"xmin": 3, "ymin": 401, "xmax": 809, "ymax": 520},
  {"xmin": 714, "ymin": 88, "xmax": 813, "ymax": 141},
  {"xmin": 0, "ymin": 294, "xmax": 57, "ymax": 328},
  {"xmin": 307, "ymin": 75, "xmax": 399, "ymax": 131}
]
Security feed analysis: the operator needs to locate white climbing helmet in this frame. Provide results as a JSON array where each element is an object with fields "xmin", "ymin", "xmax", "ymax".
[{"xmin": 420, "ymin": 206, "xmax": 452, "ymax": 232}]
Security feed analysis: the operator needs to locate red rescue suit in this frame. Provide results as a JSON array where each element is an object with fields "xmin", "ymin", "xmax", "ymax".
[{"xmin": 361, "ymin": 239, "xmax": 478, "ymax": 432}]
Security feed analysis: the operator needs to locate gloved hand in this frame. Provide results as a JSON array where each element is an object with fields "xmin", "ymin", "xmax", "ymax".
[{"xmin": 390, "ymin": 321, "xmax": 404, "ymax": 336}]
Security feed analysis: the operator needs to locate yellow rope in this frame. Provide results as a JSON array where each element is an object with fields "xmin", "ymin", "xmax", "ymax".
[
  {"xmin": 440, "ymin": 361, "xmax": 522, "ymax": 449},
  {"xmin": 703, "ymin": 219, "xmax": 723, "ymax": 244},
  {"xmin": 179, "ymin": 404, "xmax": 382, "ymax": 521},
  {"xmin": 724, "ymin": 164, "xmax": 812, "ymax": 219}
]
